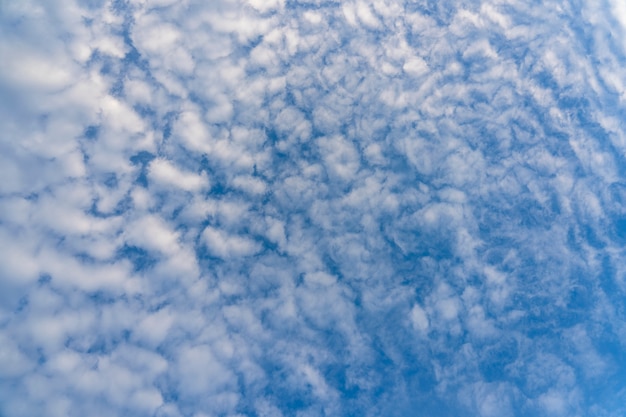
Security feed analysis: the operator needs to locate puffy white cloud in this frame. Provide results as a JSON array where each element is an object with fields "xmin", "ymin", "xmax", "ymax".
[
  {"xmin": 410, "ymin": 303, "xmax": 430, "ymax": 332},
  {"xmin": 202, "ymin": 227, "xmax": 261, "ymax": 258},
  {"xmin": 149, "ymin": 158, "xmax": 209, "ymax": 192},
  {"xmin": 125, "ymin": 215, "xmax": 181, "ymax": 255}
]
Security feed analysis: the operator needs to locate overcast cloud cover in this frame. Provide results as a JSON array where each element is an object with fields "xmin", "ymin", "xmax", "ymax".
[{"xmin": 2, "ymin": 0, "xmax": 626, "ymax": 415}]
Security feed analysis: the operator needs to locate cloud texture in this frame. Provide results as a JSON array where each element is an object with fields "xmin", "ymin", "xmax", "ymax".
[{"xmin": 2, "ymin": 0, "xmax": 626, "ymax": 416}]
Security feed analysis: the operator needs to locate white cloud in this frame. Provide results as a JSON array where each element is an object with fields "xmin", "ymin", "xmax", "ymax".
[
  {"xmin": 175, "ymin": 344, "xmax": 237, "ymax": 399},
  {"xmin": 316, "ymin": 135, "xmax": 360, "ymax": 182},
  {"xmin": 231, "ymin": 175, "xmax": 267, "ymax": 195},
  {"xmin": 133, "ymin": 307, "xmax": 175, "ymax": 347},
  {"xmin": 403, "ymin": 56, "xmax": 429, "ymax": 76},
  {"xmin": 125, "ymin": 215, "xmax": 181, "ymax": 255},
  {"xmin": 174, "ymin": 110, "xmax": 212, "ymax": 153},
  {"xmin": 149, "ymin": 158, "xmax": 209, "ymax": 191},
  {"xmin": 410, "ymin": 304, "xmax": 429, "ymax": 332},
  {"xmin": 202, "ymin": 227, "xmax": 261, "ymax": 258},
  {"xmin": 0, "ymin": 334, "xmax": 33, "ymax": 378}
]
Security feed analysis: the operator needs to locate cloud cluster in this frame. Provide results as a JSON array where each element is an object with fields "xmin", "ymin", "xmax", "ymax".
[{"xmin": 2, "ymin": 0, "xmax": 626, "ymax": 416}]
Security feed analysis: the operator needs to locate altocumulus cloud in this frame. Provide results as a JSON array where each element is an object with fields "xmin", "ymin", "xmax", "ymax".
[{"xmin": 2, "ymin": 0, "xmax": 626, "ymax": 416}]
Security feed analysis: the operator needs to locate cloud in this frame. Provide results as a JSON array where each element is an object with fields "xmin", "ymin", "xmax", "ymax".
[
  {"xmin": 148, "ymin": 158, "xmax": 209, "ymax": 192},
  {"xmin": 202, "ymin": 227, "xmax": 261, "ymax": 259}
]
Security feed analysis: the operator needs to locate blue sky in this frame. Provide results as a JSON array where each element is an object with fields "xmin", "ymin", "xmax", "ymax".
[{"xmin": 1, "ymin": 0, "xmax": 626, "ymax": 416}]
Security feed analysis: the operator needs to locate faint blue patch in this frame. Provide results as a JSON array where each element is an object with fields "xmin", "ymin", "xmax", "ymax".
[
  {"xmin": 84, "ymin": 125, "xmax": 100, "ymax": 140},
  {"xmin": 37, "ymin": 273, "xmax": 52, "ymax": 285},
  {"xmin": 103, "ymin": 172, "xmax": 118, "ymax": 188},
  {"xmin": 130, "ymin": 150, "xmax": 155, "ymax": 188},
  {"xmin": 118, "ymin": 244, "xmax": 159, "ymax": 272}
]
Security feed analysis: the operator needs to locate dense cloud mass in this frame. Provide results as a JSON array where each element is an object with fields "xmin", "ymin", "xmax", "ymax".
[{"xmin": 2, "ymin": 0, "xmax": 626, "ymax": 416}]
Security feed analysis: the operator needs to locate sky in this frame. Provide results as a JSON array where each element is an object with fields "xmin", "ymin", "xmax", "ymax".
[{"xmin": 1, "ymin": 0, "xmax": 626, "ymax": 416}]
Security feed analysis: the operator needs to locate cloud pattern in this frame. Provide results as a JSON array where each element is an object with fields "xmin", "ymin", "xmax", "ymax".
[{"xmin": 2, "ymin": 0, "xmax": 626, "ymax": 416}]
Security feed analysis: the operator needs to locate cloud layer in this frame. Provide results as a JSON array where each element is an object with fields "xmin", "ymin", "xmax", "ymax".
[{"xmin": 2, "ymin": 0, "xmax": 626, "ymax": 416}]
